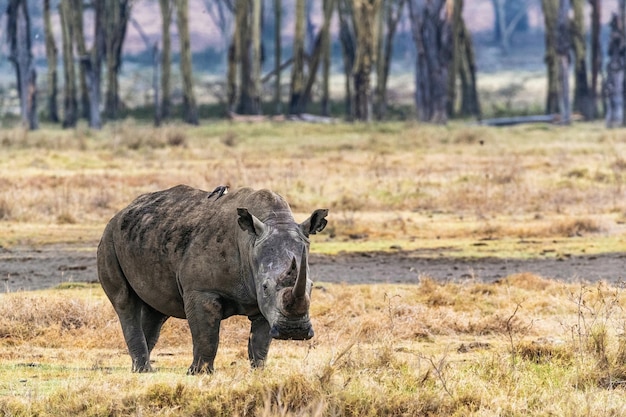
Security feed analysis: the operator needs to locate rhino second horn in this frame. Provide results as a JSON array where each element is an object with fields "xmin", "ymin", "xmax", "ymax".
[{"xmin": 292, "ymin": 247, "xmax": 308, "ymax": 299}]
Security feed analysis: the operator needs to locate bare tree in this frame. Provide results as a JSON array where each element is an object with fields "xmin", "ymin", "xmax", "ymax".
[
  {"xmin": 492, "ymin": 0, "xmax": 531, "ymax": 54},
  {"xmin": 408, "ymin": 0, "xmax": 452, "ymax": 124},
  {"xmin": 589, "ymin": 0, "xmax": 601, "ymax": 120},
  {"xmin": 541, "ymin": 0, "xmax": 559, "ymax": 114},
  {"xmin": 103, "ymin": 0, "xmax": 131, "ymax": 120},
  {"xmin": 450, "ymin": 0, "xmax": 480, "ymax": 118},
  {"xmin": 234, "ymin": 0, "xmax": 260, "ymax": 115},
  {"xmin": 59, "ymin": 0, "xmax": 77, "ymax": 127},
  {"xmin": 273, "ymin": 0, "xmax": 282, "ymax": 114},
  {"xmin": 374, "ymin": 0, "xmax": 405, "ymax": 120},
  {"xmin": 82, "ymin": 0, "xmax": 105, "ymax": 129},
  {"xmin": 176, "ymin": 0, "xmax": 199, "ymax": 123},
  {"xmin": 70, "ymin": 0, "xmax": 89, "ymax": 120},
  {"xmin": 351, "ymin": 0, "xmax": 381, "ymax": 121},
  {"xmin": 130, "ymin": 17, "xmax": 161, "ymax": 126},
  {"xmin": 43, "ymin": 0, "xmax": 59, "ymax": 123},
  {"xmin": 605, "ymin": 13, "xmax": 624, "ymax": 128},
  {"xmin": 571, "ymin": 0, "xmax": 592, "ymax": 119},
  {"xmin": 299, "ymin": 0, "xmax": 335, "ymax": 113},
  {"xmin": 321, "ymin": 0, "xmax": 333, "ymax": 116},
  {"xmin": 159, "ymin": 0, "xmax": 172, "ymax": 120},
  {"xmin": 556, "ymin": 0, "xmax": 571, "ymax": 124},
  {"xmin": 250, "ymin": 0, "xmax": 262, "ymax": 114},
  {"xmin": 289, "ymin": 0, "xmax": 305, "ymax": 114},
  {"xmin": 7, "ymin": 0, "xmax": 38, "ymax": 130},
  {"xmin": 337, "ymin": 0, "xmax": 356, "ymax": 119}
]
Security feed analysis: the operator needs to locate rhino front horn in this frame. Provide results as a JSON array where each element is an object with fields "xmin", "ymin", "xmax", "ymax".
[{"xmin": 292, "ymin": 247, "xmax": 308, "ymax": 299}]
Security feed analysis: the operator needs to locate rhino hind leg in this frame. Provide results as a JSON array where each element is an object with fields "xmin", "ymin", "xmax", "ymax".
[
  {"xmin": 108, "ymin": 283, "xmax": 154, "ymax": 372},
  {"xmin": 98, "ymin": 243, "xmax": 154, "ymax": 373},
  {"xmin": 141, "ymin": 304, "xmax": 169, "ymax": 354},
  {"xmin": 248, "ymin": 315, "xmax": 272, "ymax": 368}
]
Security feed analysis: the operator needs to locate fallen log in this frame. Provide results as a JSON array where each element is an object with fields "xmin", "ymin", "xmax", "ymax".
[
  {"xmin": 479, "ymin": 114, "xmax": 557, "ymax": 126},
  {"xmin": 227, "ymin": 111, "xmax": 336, "ymax": 124}
]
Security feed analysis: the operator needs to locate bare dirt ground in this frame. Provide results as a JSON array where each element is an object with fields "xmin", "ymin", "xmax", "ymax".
[{"xmin": 0, "ymin": 244, "xmax": 624, "ymax": 292}]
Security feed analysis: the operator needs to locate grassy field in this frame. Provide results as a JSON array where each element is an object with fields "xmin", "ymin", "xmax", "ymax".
[
  {"xmin": 0, "ymin": 120, "xmax": 624, "ymax": 252},
  {"xmin": 0, "ymin": 121, "xmax": 625, "ymax": 415}
]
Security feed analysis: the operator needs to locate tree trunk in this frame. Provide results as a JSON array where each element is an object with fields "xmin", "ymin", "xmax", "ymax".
[
  {"xmin": 621, "ymin": 0, "xmax": 626, "ymax": 126},
  {"xmin": 43, "ymin": 0, "xmax": 59, "ymax": 123},
  {"xmin": 541, "ymin": 0, "xmax": 560, "ymax": 114},
  {"xmin": 159, "ymin": 0, "xmax": 172, "ymax": 120},
  {"xmin": 7, "ymin": 0, "xmax": 38, "ymax": 130},
  {"xmin": 408, "ymin": 0, "xmax": 451, "ymax": 124},
  {"xmin": 458, "ymin": 21, "xmax": 481, "ymax": 118},
  {"xmin": 447, "ymin": 0, "xmax": 458, "ymax": 116},
  {"xmin": 274, "ymin": 0, "xmax": 282, "ymax": 114},
  {"xmin": 250, "ymin": 0, "xmax": 262, "ymax": 115},
  {"xmin": 59, "ymin": 0, "xmax": 77, "ymax": 128},
  {"xmin": 450, "ymin": 0, "xmax": 480, "ymax": 117},
  {"xmin": 450, "ymin": 0, "xmax": 480, "ymax": 118},
  {"xmin": 235, "ymin": 0, "xmax": 258, "ymax": 115},
  {"xmin": 571, "ymin": 0, "xmax": 592, "ymax": 119},
  {"xmin": 82, "ymin": 0, "xmax": 105, "ymax": 129},
  {"xmin": 289, "ymin": 0, "xmax": 305, "ymax": 114},
  {"xmin": 299, "ymin": 0, "xmax": 335, "ymax": 113},
  {"xmin": 321, "ymin": 0, "xmax": 332, "ymax": 116},
  {"xmin": 104, "ymin": 0, "xmax": 131, "ymax": 120},
  {"xmin": 605, "ymin": 13, "xmax": 625, "ymax": 128},
  {"xmin": 70, "ymin": 0, "xmax": 90, "ymax": 120},
  {"xmin": 374, "ymin": 0, "xmax": 405, "ymax": 120},
  {"xmin": 351, "ymin": 0, "xmax": 382, "ymax": 122},
  {"xmin": 492, "ymin": 0, "xmax": 531, "ymax": 54},
  {"xmin": 130, "ymin": 17, "xmax": 161, "ymax": 127},
  {"xmin": 556, "ymin": 0, "xmax": 571, "ymax": 125},
  {"xmin": 338, "ymin": 0, "xmax": 356, "ymax": 120},
  {"xmin": 589, "ymin": 0, "xmax": 601, "ymax": 120},
  {"xmin": 176, "ymin": 0, "xmax": 199, "ymax": 124},
  {"xmin": 492, "ymin": 0, "xmax": 509, "ymax": 52}
]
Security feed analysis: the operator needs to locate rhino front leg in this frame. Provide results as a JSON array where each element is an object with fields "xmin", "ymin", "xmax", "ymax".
[
  {"xmin": 248, "ymin": 315, "xmax": 272, "ymax": 368},
  {"xmin": 184, "ymin": 291, "xmax": 222, "ymax": 374}
]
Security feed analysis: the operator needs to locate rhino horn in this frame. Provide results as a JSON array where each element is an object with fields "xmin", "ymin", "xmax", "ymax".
[{"xmin": 292, "ymin": 247, "xmax": 308, "ymax": 299}]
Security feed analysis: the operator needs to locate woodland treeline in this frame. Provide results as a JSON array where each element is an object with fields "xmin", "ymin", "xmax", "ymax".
[{"xmin": 3, "ymin": 0, "xmax": 624, "ymax": 130}]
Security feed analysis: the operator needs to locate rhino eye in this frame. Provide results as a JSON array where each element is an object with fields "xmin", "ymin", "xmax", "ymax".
[{"xmin": 262, "ymin": 282, "xmax": 269, "ymax": 297}]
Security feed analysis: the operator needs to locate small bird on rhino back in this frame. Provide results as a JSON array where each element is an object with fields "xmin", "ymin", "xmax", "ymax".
[{"xmin": 97, "ymin": 184, "xmax": 328, "ymax": 374}]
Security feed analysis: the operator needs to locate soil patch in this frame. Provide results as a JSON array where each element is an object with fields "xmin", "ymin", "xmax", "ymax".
[{"xmin": 0, "ymin": 245, "xmax": 624, "ymax": 292}]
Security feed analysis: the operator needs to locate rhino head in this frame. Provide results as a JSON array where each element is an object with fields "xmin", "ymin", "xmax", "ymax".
[{"xmin": 237, "ymin": 207, "xmax": 328, "ymax": 340}]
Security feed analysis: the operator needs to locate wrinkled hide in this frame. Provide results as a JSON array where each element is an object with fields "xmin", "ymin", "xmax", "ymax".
[{"xmin": 97, "ymin": 185, "xmax": 328, "ymax": 374}]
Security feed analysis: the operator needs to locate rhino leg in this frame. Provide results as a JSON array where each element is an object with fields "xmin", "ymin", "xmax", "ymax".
[
  {"xmin": 141, "ymin": 304, "xmax": 169, "ymax": 354},
  {"xmin": 98, "ymin": 244, "xmax": 153, "ymax": 373},
  {"xmin": 248, "ymin": 315, "xmax": 272, "ymax": 368},
  {"xmin": 184, "ymin": 291, "xmax": 222, "ymax": 375},
  {"xmin": 107, "ymin": 283, "xmax": 153, "ymax": 372}
]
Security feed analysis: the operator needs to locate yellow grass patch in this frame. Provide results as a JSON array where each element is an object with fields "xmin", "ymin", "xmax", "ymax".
[{"xmin": 1, "ymin": 279, "xmax": 626, "ymax": 415}]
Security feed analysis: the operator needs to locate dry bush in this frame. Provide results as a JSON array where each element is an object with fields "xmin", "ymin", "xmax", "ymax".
[
  {"xmin": 0, "ymin": 196, "xmax": 13, "ymax": 220},
  {"xmin": 548, "ymin": 217, "xmax": 603, "ymax": 237}
]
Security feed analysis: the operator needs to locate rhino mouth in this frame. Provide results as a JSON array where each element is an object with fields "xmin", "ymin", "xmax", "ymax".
[{"xmin": 270, "ymin": 321, "xmax": 314, "ymax": 340}]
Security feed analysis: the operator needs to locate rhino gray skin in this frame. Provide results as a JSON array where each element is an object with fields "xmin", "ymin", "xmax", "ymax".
[{"xmin": 97, "ymin": 185, "xmax": 328, "ymax": 374}]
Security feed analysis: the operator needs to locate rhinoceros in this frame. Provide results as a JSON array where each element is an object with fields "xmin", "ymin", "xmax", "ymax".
[{"xmin": 97, "ymin": 185, "xmax": 328, "ymax": 374}]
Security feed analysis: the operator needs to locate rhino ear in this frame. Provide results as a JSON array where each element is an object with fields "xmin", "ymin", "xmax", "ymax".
[
  {"xmin": 300, "ymin": 209, "xmax": 329, "ymax": 237},
  {"xmin": 237, "ymin": 208, "xmax": 266, "ymax": 237}
]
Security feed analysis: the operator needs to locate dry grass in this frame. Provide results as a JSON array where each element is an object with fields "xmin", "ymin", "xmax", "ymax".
[
  {"xmin": 0, "ymin": 121, "xmax": 624, "ymax": 414},
  {"xmin": 0, "ymin": 121, "xmax": 624, "ymax": 255},
  {"xmin": 1, "ymin": 278, "xmax": 626, "ymax": 415}
]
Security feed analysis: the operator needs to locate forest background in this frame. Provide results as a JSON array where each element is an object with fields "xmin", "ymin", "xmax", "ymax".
[{"xmin": 1, "ymin": 0, "xmax": 623, "ymax": 129}]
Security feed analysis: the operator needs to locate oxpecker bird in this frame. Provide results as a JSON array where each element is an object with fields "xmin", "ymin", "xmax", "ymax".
[{"xmin": 208, "ymin": 185, "xmax": 230, "ymax": 200}]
